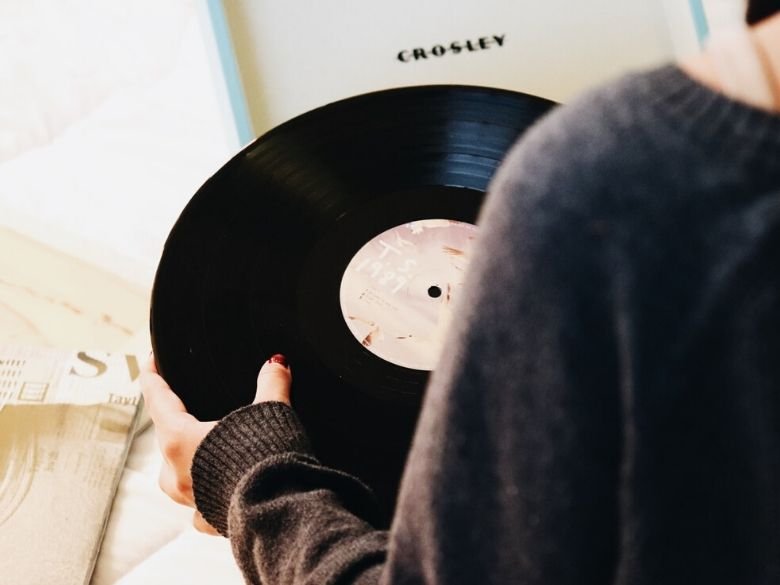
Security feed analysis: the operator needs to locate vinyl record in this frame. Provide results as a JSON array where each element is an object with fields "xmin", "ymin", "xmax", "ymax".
[{"xmin": 150, "ymin": 85, "xmax": 556, "ymax": 522}]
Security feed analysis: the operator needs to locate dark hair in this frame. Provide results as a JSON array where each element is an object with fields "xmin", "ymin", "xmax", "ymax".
[{"xmin": 747, "ymin": 0, "xmax": 780, "ymax": 23}]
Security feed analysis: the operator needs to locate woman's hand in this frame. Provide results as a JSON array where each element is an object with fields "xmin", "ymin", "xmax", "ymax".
[{"xmin": 140, "ymin": 353, "xmax": 291, "ymax": 535}]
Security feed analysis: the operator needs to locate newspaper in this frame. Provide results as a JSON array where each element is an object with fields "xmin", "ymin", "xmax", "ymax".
[{"xmin": 0, "ymin": 345, "xmax": 142, "ymax": 585}]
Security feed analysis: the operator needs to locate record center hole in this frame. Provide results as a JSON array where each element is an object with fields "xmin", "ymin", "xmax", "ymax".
[{"xmin": 428, "ymin": 285, "xmax": 442, "ymax": 299}]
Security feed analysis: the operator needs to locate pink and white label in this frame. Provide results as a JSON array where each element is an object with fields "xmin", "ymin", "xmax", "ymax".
[{"xmin": 339, "ymin": 219, "xmax": 477, "ymax": 370}]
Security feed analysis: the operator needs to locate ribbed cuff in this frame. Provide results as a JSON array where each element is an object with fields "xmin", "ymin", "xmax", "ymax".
[{"xmin": 191, "ymin": 401, "xmax": 313, "ymax": 536}]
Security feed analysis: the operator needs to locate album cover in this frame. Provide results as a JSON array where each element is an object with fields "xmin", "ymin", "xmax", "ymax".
[
  {"xmin": 201, "ymin": 0, "xmax": 707, "ymax": 142},
  {"xmin": 0, "ymin": 346, "xmax": 142, "ymax": 585}
]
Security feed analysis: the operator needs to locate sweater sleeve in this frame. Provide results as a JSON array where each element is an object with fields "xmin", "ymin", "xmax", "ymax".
[{"xmin": 191, "ymin": 401, "xmax": 387, "ymax": 585}]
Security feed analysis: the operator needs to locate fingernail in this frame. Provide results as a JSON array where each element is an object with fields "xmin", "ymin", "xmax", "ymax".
[{"xmin": 268, "ymin": 354, "xmax": 288, "ymax": 368}]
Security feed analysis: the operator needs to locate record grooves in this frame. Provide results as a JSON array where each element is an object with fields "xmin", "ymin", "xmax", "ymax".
[{"xmin": 150, "ymin": 85, "xmax": 555, "ymax": 522}]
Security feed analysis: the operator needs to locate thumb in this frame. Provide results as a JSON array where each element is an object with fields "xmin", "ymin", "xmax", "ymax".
[{"xmin": 254, "ymin": 354, "xmax": 292, "ymax": 406}]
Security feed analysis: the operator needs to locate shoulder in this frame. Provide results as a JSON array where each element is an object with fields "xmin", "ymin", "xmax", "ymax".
[
  {"xmin": 499, "ymin": 67, "xmax": 679, "ymax": 197},
  {"xmin": 482, "ymin": 65, "xmax": 693, "ymax": 238},
  {"xmin": 471, "ymin": 64, "xmax": 709, "ymax": 291}
]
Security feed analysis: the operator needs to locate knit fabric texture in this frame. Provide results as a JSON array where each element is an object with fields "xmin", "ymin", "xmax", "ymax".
[
  {"xmin": 191, "ymin": 64, "xmax": 780, "ymax": 585},
  {"xmin": 191, "ymin": 401, "xmax": 313, "ymax": 535}
]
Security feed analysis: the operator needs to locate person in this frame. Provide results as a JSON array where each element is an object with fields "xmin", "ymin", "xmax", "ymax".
[{"xmin": 141, "ymin": 3, "xmax": 780, "ymax": 583}]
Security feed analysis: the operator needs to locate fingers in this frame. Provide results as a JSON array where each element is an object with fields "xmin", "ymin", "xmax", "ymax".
[
  {"xmin": 145, "ymin": 353, "xmax": 158, "ymax": 374},
  {"xmin": 141, "ymin": 356, "xmax": 189, "ymax": 428},
  {"xmin": 254, "ymin": 354, "xmax": 292, "ymax": 405},
  {"xmin": 193, "ymin": 510, "xmax": 220, "ymax": 536},
  {"xmin": 158, "ymin": 463, "xmax": 194, "ymax": 507},
  {"xmin": 144, "ymin": 353, "xmax": 224, "ymax": 536},
  {"xmin": 157, "ymin": 419, "xmax": 216, "ymax": 469}
]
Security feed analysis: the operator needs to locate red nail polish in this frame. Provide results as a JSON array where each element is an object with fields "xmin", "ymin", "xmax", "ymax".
[{"xmin": 268, "ymin": 354, "xmax": 288, "ymax": 368}]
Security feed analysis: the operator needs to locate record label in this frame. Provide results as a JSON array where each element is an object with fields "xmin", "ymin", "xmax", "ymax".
[{"xmin": 339, "ymin": 219, "xmax": 477, "ymax": 371}]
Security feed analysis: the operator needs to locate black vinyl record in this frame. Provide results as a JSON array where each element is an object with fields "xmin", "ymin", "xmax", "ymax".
[{"xmin": 150, "ymin": 85, "xmax": 555, "ymax": 523}]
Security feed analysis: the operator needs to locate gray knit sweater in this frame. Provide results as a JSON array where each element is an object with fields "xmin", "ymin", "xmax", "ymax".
[{"xmin": 191, "ymin": 65, "xmax": 780, "ymax": 585}]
